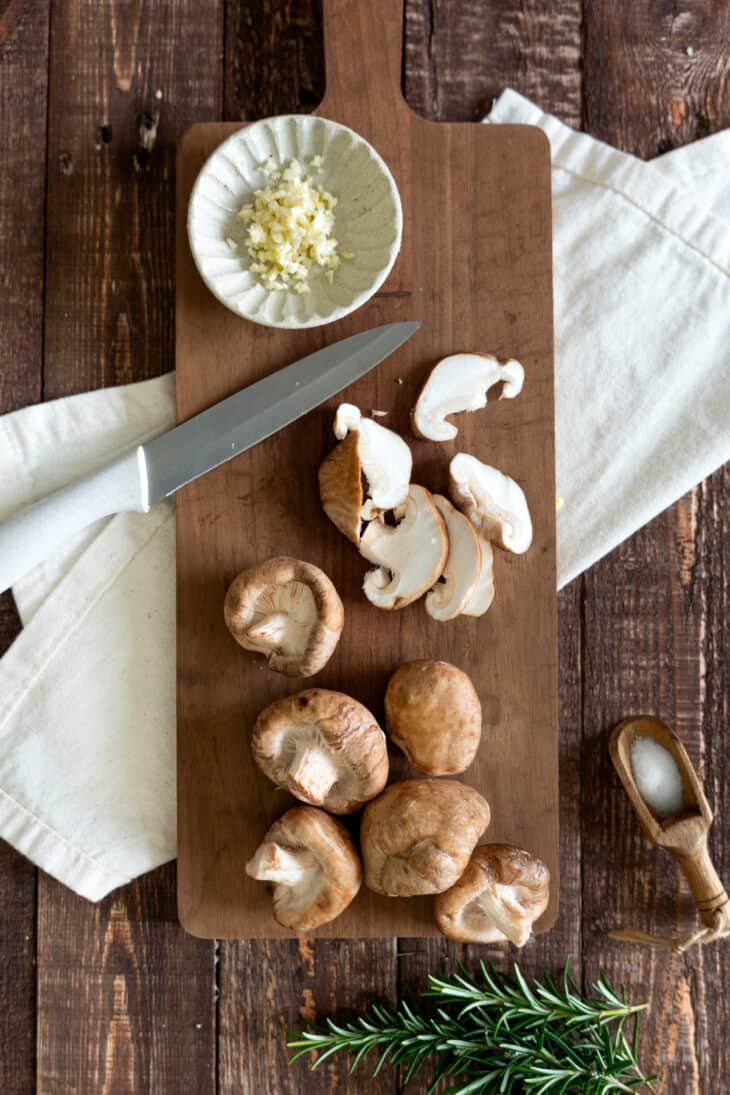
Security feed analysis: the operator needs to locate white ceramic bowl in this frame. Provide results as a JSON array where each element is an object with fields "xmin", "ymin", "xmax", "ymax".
[{"xmin": 187, "ymin": 114, "xmax": 403, "ymax": 329}]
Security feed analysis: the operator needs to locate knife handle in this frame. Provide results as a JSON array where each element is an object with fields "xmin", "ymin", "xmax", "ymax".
[{"xmin": 0, "ymin": 447, "xmax": 148, "ymax": 594}]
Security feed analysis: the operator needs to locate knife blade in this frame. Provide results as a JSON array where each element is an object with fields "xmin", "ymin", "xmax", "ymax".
[{"xmin": 0, "ymin": 321, "xmax": 419, "ymax": 593}]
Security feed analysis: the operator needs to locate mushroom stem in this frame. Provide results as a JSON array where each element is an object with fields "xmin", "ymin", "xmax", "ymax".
[
  {"xmin": 287, "ymin": 745, "xmax": 339, "ymax": 802},
  {"xmin": 245, "ymin": 612, "xmax": 290, "ymax": 648},
  {"xmin": 473, "ymin": 887, "xmax": 529, "ymax": 946},
  {"xmin": 245, "ymin": 841, "xmax": 310, "ymax": 886}
]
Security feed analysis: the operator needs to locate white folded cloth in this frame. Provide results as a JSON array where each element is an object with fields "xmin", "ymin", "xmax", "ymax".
[{"xmin": 1, "ymin": 90, "xmax": 729, "ymax": 900}]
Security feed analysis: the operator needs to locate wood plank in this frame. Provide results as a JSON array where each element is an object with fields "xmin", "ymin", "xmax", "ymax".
[
  {"xmin": 404, "ymin": 0, "xmax": 582, "ymax": 125},
  {"xmin": 581, "ymin": 3, "xmax": 730, "ymax": 1089},
  {"xmin": 220, "ymin": 938, "xmax": 397, "ymax": 1093},
  {"xmin": 583, "ymin": 0, "xmax": 730, "ymax": 155},
  {"xmin": 37, "ymin": 1, "xmax": 223, "ymax": 1092},
  {"xmin": 177, "ymin": 0, "xmax": 556, "ymax": 940},
  {"xmin": 0, "ymin": 1, "xmax": 50, "ymax": 1090}
]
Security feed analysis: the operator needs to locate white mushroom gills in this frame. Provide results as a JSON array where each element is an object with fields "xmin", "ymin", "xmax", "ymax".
[
  {"xmin": 288, "ymin": 740, "xmax": 340, "ymax": 802},
  {"xmin": 412, "ymin": 353, "xmax": 525, "ymax": 442},
  {"xmin": 360, "ymin": 484, "xmax": 448, "ymax": 610},
  {"xmin": 426, "ymin": 495, "xmax": 482, "ymax": 621},
  {"xmin": 334, "ymin": 403, "xmax": 412, "ymax": 514},
  {"xmin": 243, "ymin": 581, "xmax": 318, "ymax": 657},
  {"xmin": 450, "ymin": 453, "xmax": 533, "ymax": 554},
  {"xmin": 630, "ymin": 736, "xmax": 684, "ymax": 819},
  {"xmin": 462, "ymin": 883, "xmax": 532, "ymax": 946}
]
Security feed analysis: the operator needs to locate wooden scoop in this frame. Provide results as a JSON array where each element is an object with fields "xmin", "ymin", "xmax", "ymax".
[{"xmin": 609, "ymin": 716, "xmax": 730, "ymax": 951}]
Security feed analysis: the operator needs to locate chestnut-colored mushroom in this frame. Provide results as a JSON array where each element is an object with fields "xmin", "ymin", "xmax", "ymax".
[
  {"xmin": 224, "ymin": 557, "xmax": 344, "ymax": 678},
  {"xmin": 252, "ymin": 688, "xmax": 388, "ymax": 814},
  {"xmin": 360, "ymin": 779, "xmax": 490, "ymax": 896},
  {"xmin": 246, "ymin": 806, "xmax": 361, "ymax": 930},
  {"xmin": 384, "ymin": 660, "xmax": 482, "ymax": 776},
  {"xmin": 434, "ymin": 843, "xmax": 550, "ymax": 945}
]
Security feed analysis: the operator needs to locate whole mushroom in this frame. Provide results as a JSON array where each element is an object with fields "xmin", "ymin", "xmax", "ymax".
[
  {"xmin": 246, "ymin": 806, "xmax": 361, "ymax": 930},
  {"xmin": 361, "ymin": 779, "xmax": 490, "ymax": 896},
  {"xmin": 224, "ymin": 557, "xmax": 344, "ymax": 678},
  {"xmin": 434, "ymin": 843, "xmax": 550, "ymax": 945},
  {"xmin": 385, "ymin": 660, "xmax": 482, "ymax": 775},
  {"xmin": 252, "ymin": 688, "xmax": 388, "ymax": 814}
]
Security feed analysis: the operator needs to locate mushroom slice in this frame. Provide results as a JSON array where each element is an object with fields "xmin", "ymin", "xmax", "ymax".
[
  {"xmin": 224, "ymin": 557, "xmax": 344, "ymax": 678},
  {"xmin": 434, "ymin": 844, "xmax": 550, "ymax": 946},
  {"xmin": 449, "ymin": 453, "xmax": 532, "ymax": 554},
  {"xmin": 461, "ymin": 537, "xmax": 495, "ymax": 617},
  {"xmin": 361, "ymin": 779, "xmax": 490, "ymax": 896},
  {"xmin": 385, "ymin": 660, "xmax": 482, "ymax": 776},
  {"xmin": 252, "ymin": 688, "xmax": 388, "ymax": 814},
  {"xmin": 426, "ymin": 495, "xmax": 482, "ymax": 621},
  {"xmin": 246, "ymin": 806, "xmax": 361, "ymax": 930},
  {"xmin": 319, "ymin": 404, "xmax": 412, "ymax": 541},
  {"xmin": 360, "ymin": 485, "xmax": 448, "ymax": 611},
  {"xmin": 412, "ymin": 353, "xmax": 525, "ymax": 442}
]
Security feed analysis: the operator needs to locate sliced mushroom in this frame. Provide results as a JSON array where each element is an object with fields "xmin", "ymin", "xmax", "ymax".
[
  {"xmin": 361, "ymin": 779, "xmax": 490, "ymax": 896},
  {"xmin": 426, "ymin": 495, "xmax": 482, "ymax": 621},
  {"xmin": 385, "ymin": 660, "xmax": 482, "ymax": 775},
  {"xmin": 412, "ymin": 353, "xmax": 525, "ymax": 442},
  {"xmin": 246, "ymin": 806, "xmax": 361, "ymax": 930},
  {"xmin": 224, "ymin": 557, "xmax": 344, "ymax": 677},
  {"xmin": 252, "ymin": 688, "xmax": 388, "ymax": 814},
  {"xmin": 359, "ymin": 485, "xmax": 448, "ymax": 611},
  {"xmin": 461, "ymin": 536, "xmax": 495, "ymax": 616},
  {"xmin": 318, "ymin": 403, "xmax": 412, "ymax": 542},
  {"xmin": 434, "ymin": 843, "xmax": 549, "ymax": 945},
  {"xmin": 449, "ymin": 453, "xmax": 532, "ymax": 554}
]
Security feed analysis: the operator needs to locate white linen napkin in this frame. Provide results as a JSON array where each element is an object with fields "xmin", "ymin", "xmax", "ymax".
[{"xmin": 1, "ymin": 90, "xmax": 729, "ymax": 900}]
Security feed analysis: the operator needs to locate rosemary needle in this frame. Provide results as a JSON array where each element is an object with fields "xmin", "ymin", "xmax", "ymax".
[{"xmin": 288, "ymin": 960, "xmax": 656, "ymax": 1094}]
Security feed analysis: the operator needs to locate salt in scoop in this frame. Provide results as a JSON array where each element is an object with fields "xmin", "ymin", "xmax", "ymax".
[{"xmin": 609, "ymin": 715, "xmax": 730, "ymax": 952}]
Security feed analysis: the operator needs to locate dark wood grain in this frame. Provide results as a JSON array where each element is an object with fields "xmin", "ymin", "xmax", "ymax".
[
  {"xmin": 0, "ymin": 1, "xmax": 49, "ymax": 1090},
  {"xmin": 583, "ymin": 0, "xmax": 730, "ymax": 155},
  {"xmin": 404, "ymin": 0, "xmax": 582, "ymax": 125},
  {"xmin": 35, "ymin": 1, "xmax": 222, "ymax": 1091}
]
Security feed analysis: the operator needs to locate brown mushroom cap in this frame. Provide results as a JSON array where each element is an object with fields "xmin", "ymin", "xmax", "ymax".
[
  {"xmin": 360, "ymin": 779, "xmax": 490, "ymax": 896},
  {"xmin": 224, "ymin": 557, "xmax": 344, "ymax": 678},
  {"xmin": 245, "ymin": 806, "xmax": 361, "ymax": 930},
  {"xmin": 252, "ymin": 688, "xmax": 389, "ymax": 814},
  {"xmin": 434, "ymin": 843, "xmax": 550, "ymax": 945},
  {"xmin": 385, "ymin": 660, "xmax": 482, "ymax": 776},
  {"xmin": 318, "ymin": 431, "xmax": 363, "ymax": 544}
]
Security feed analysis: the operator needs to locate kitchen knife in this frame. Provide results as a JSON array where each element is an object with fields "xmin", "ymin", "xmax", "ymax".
[{"xmin": 0, "ymin": 321, "xmax": 419, "ymax": 594}]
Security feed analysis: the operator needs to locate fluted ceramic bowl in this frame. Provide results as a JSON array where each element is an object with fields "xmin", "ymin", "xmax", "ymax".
[{"xmin": 187, "ymin": 114, "xmax": 403, "ymax": 329}]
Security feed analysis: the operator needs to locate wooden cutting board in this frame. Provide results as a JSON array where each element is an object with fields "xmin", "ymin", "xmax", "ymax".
[{"xmin": 176, "ymin": 0, "xmax": 557, "ymax": 939}]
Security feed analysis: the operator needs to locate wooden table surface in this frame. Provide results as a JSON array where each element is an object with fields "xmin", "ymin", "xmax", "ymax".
[{"xmin": 0, "ymin": 1, "xmax": 728, "ymax": 1092}]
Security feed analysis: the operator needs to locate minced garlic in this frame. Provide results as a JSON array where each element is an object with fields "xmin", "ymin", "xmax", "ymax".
[{"xmin": 238, "ymin": 158, "xmax": 341, "ymax": 293}]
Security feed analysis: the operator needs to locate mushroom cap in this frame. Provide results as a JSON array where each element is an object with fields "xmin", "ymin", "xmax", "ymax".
[
  {"xmin": 319, "ymin": 405, "xmax": 412, "ymax": 542},
  {"xmin": 318, "ymin": 431, "xmax": 363, "ymax": 544},
  {"xmin": 434, "ymin": 843, "xmax": 550, "ymax": 945},
  {"xmin": 252, "ymin": 688, "xmax": 388, "ymax": 814},
  {"xmin": 224, "ymin": 557, "xmax": 344, "ymax": 678},
  {"xmin": 360, "ymin": 779, "xmax": 490, "ymax": 896},
  {"xmin": 360, "ymin": 485, "xmax": 448, "ymax": 610},
  {"xmin": 426, "ymin": 495, "xmax": 482, "ymax": 621},
  {"xmin": 461, "ymin": 536, "xmax": 495, "ymax": 617},
  {"xmin": 384, "ymin": 660, "xmax": 482, "ymax": 776},
  {"xmin": 334, "ymin": 403, "xmax": 412, "ymax": 513},
  {"xmin": 411, "ymin": 353, "xmax": 525, "ymax": 442},
  {"xmin": 449, "ymin": 453, "xmax": 533, "ymax": 554},
  {"xmin": 245, "ymin": 806, "xmax": 361, "ymax": 930}
]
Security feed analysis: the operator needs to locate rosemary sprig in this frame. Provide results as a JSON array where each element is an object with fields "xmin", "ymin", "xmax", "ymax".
[{"xmin": 288, "ymin": 960, "xmax": 656, "ymax": 1094}]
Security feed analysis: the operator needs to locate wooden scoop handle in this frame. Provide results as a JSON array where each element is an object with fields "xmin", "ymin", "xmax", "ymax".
[{"xmin": 675, "ymin": 837, "xmax": 730, "ymax": 926}]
